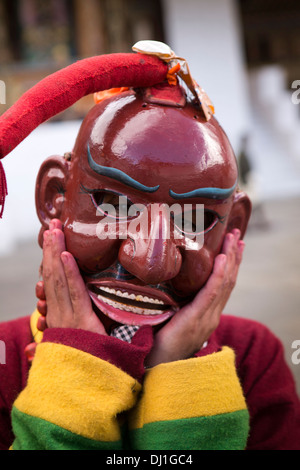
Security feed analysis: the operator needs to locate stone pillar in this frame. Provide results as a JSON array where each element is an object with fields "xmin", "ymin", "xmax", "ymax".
[
  {"xmin": 162, "ymin": 0, "xmax": 251, "ymax": 152},
  {"xmin": 73, "ymin": 0, "xmax": 106, "ymax": 57}
]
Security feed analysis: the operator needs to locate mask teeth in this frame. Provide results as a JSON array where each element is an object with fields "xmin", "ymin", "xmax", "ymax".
[
  {"xmin": 97, "ymin": 293, "xmax": 166, "ymax": 315},
  {"xmin": 99, "ymin": 286, "xmax": 165, "ymax": 305}
]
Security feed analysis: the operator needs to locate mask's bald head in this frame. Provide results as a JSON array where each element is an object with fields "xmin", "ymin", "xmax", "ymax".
[
  {"xmin": 71, "ymin": 89, "xmax": 238, "ymax": 197},
  {"xmin": 35, "ymin": 87, "xmax": 251, "ymax": 327}
]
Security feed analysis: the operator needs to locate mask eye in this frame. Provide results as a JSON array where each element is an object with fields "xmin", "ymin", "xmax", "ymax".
[
  {"xmin": 203, "ymin": 210, "xmax": 220, "ymax": 233},
  {"xmin": 173, "ymin": 208, "xmax": 220, "ymax": 236},
  {"xmin": 91, "ymin": 191, "xmax": 143, "ymax": 221}
]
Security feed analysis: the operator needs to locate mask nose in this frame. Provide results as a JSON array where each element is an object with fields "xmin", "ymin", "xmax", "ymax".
[{"xmin": 118, "ymin": 203, "xmax": 182, "ymax": 285}]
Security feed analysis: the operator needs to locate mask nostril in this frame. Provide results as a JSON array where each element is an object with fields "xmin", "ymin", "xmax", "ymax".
[
  {"xmin": 174, "ymin": 250, "xmax": 179, "ymax": 271},
  {"xmin": 127, "ymin": 237, "xmax": 136, "ymax": 261},
  {"xmin": 114, "ymin": 261, "xmax": 134, "ymax": 280},
  {"xmin": 119, "ymin": 237, "xmax": 136, "ymax": 265}
]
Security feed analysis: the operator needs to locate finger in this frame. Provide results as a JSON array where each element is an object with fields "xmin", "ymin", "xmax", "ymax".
[
  {"xmin": 231, "ymin": 228, "xmax": 243, "ymax": 267},
  {"xmin": 218, "ymin": 238, "xmax": 245, "ymax": 314},
  {"xmin": 222, "ymin": 229, "xmax": 240, "ymax": 255},
  {"xmin": 223, "ymin": 232, "xmax": 244, "ymax": 284},
  {"xmin": 61, "ymin": 251, "xmax": 106, "ymax": 334},
  {"xmin": 231, "ymin": 239, "xmax": 245, "ymax": 278},
  {"xmin": 222, "ymin": 232, "xmax": 240, "ymax": 280},
  {"xmin": 238, "ymin": 239, "xmax": 245, "ymax": 255},
  {"xmin": 51, "ymin": 229, "xmax": 73, "ymax": 317},
  {"xmin": 222, "ymin": 231, "xmax": 236, "ymax": 262},
  {"xmin": 162, "ymin": 253, "xmax": 227, "ymax": 358},
  {"xmin": 190, "ymin": 253, "xmax": 227, "ymax": 313},
  {"xmin": 190, "ymin": 233, "xmax": 238, "ymax": 317},
  {"xmin": 224, "ymin": 239, "xmax": 244, "ymax": 296},
  {"xmin": 192, "ymin": 253, "xmax": 229, "ymax": 335},
  {"xmin": 42, "ymin": 230, "xmax": 58, "ymax": 312},
  {"xmin": 37, "ymin": 299, "xmax": 47, "ymax": 316},
  {"xmin": 60, "ymin": 251, "xmax": 93, "ymax": 317},
  {"xmin": 35, "ymin": 281, "xmax": 46, "ymax": 300},
  {"xmin": 37, "ymin": 315, "xmax": 47, "ymax": 332},
  {"xmin": 232, "ymin": 228, "xmax": 241, "ymax": 240},
  {"xmin": 49, "ymin": 219, "xmax": 63, "ymax": 231}
]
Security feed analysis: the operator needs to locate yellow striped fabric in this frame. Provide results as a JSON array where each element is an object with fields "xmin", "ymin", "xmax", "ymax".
[
  {"xmin": 14, "ymin": 342, "xmax": 141, "ymax": 442},
  {"xmin": 30, "ymin": 310, "xmax": 43, "ymax": 344},
  {"xmin": 130, "ymin": 347, "xmax": 247, "ymax": 429}
]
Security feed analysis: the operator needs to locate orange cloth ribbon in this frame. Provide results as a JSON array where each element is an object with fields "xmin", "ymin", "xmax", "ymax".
[{"xmin": 94, "ymin": 87, "xmax": 130, "ymax": 104}]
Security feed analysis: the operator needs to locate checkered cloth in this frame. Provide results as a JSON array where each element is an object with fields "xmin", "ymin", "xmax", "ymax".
[{"xmin": 110, "ymin": 324, "xmax": 140, "ymax": 343}]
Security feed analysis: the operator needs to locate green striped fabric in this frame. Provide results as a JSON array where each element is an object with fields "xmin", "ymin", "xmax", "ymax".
[
  {"xmin": 12, "ymin": 406, "xmax": 249, "ymax": 450},
  {"xmin": 11, "ymin": 407, "xmax": 123, "ymax": 450},
  {"xmin": 129, "ymin": 410, "xmax": 249, "ymax": 450}
]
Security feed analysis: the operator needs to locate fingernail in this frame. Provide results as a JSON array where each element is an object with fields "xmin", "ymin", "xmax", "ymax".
[
  {"xmin": 238, "ymin": 240, "xmax": 245, "ymax": 252},
  {"xmin": 218, "ymin": 253, "xmax": 227, "ymax": 267},
  {"xmin": 61, "ymin": 252, "xmax": 68, "ymax": 264},
  {"xmin": 43, "ymin": 231, "xmax": 51, "ymax": 244},
  {"xmin": 227, "ymin": 232, "xmax": 234, "ymax": 243},
  {"xmin": 37, "ymin": 299, "xmax": 47, "ymax": 316},
  {"xmin": 37, "ymin": 315, "xmax": 47, "ymax": 332},
  {"xmin": 35, "ymin": 281, "xmax": 44, "ymax": 298},
  {"xmin": 221, "ymin": 253, "xmax": 227, "ymax": 264}
]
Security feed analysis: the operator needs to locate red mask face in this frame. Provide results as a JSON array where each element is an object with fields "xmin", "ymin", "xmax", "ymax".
[{"xmin": 36, "ymin": 90, "xmax": 251, "ymax": 328}]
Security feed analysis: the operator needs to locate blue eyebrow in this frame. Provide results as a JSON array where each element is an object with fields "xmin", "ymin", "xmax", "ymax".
[
  {"xmin": 169, "ymin": 181, "xmax": 237, "ymax": 200},
  {"xmin": 87, "ymin": 144, "xmax": 160, "ymax": 193}
]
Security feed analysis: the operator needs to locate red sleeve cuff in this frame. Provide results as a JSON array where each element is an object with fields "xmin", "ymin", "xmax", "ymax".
[
  {"xmin": 42, "ymin": 326, "xmax": 154, "ymax": 383},
  {"xmin": 194, "ymin": 333, "xmax": 222, "ymax": 358}
]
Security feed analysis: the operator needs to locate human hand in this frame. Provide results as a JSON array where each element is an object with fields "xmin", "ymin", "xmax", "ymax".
[
  {"xmin": 36, "ymin": 219, "xmax": 106, "ymax": 335},
  {"xmin": 145, "ymin": 229, "xmax": 245, "ymax": 367}
]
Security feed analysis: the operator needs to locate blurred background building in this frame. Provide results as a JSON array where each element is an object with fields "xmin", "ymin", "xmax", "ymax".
[
  {"xmin": 0, "ymin": 0, "xmax": 300, "ymax": 245},
  {"xmin": 0, "ymin": 0, "xmax": 300, "ymax": 392},
  {"xmin": 0, "ymin": 0, "xmax": 165, "ymax": 119}
]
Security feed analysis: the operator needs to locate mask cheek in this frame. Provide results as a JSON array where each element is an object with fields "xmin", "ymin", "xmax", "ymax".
[
  {"xmin": 63, "ymin": 222, "xmax": 121, "ymax": 272},
  {"xmin": 171, "ymin": 247, "xmax": 215, "ymax": 297}
]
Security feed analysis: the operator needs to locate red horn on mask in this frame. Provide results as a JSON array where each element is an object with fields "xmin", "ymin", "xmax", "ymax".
[{"xmin": 0, "ymin": 53, "xmax": 168, "ymax": 217}]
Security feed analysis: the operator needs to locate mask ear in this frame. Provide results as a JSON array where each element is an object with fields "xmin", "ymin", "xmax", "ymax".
[
  {"xmin": 226, "ymin": 190, "xmax": 252, "ymax": 239},
  {"xmin": 35, "ymin": 155, "xmax": 70, "ymax": 246}
]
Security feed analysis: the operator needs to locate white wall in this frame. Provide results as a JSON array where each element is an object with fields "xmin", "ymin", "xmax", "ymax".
[
  {"xmin": 161, "ymin": 0, "xmax": 300, "ymax": 200},
  {"xmin": 1, "ymin": 0, "xmax": 251, "ymax": 255},
  {"xmin": 162, "ymin": 0, "xmax": 252, "ymax": 152},
  {"xmin": 2, "ymin": 0, "xmax": 299, "ymax": 254},
  {"xmin": 0, "ymin": 121, "xmax": 81, "ymax": 254}
]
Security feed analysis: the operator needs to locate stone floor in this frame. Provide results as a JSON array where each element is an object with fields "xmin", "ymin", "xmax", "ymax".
[{"xmin": 0, "ymin": 196, "xmax": 299, "ymax": 395}]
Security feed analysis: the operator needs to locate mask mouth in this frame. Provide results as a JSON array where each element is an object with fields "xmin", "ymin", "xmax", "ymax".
[{"xmin": 87, "ymin": 281, "xmax": 179, "ymax": 326}]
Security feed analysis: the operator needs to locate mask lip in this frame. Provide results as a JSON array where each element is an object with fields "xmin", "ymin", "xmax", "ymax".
[
  {"xmin": 86, "ymin": 280, "xmax": 179, "ymax": 308},
  {"xmin": 88, "ymin": 289, "xmax": 177, "ymax": 326}
]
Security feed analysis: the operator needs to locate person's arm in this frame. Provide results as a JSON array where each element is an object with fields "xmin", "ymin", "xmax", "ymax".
[
  {"xmin": 10, "ymin": 221, "xmax": 152, "ymax": 450},
  {"xmin": 11, "ymin": 222, "xmax": 248, "ymax": 450},
  {"xmin": 146, "ymin": 228, "xmax": 244, "ymax": 367},
  {"xmin": 128, "ymin": 345, "xmax": 250, "ymax": 450},
  {"xmin": 234, "ymin": 318, "xmax": 300, "ymax": 450},
  {"xmin": 126, "ymin": 230, "xmax": 250, "ymax": 450},
  {"xmin": 0, "ymin": 316, "xmax": 32, "ymax": 450},
  {"xmin": 11, "ymin": 326, "xmax": 152, "ymax": 450}
]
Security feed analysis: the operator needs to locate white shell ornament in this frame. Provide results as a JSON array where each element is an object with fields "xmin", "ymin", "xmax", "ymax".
[
  {"xmin": 132, "ymin": 40, "xmax": 175, "ymax": 60},
  {"xmin": 132, "ymin": 40, "xmax": 214, "ymax": 121}
]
